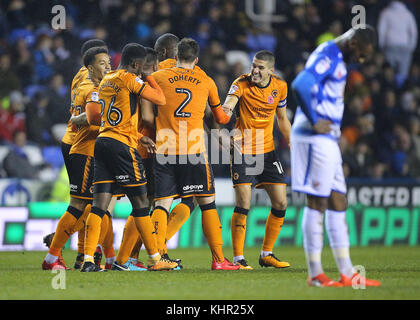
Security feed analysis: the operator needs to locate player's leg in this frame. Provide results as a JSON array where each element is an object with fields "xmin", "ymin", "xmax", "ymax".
[
  {"xmin": 42, "ymin": 197, "xmax": 88, "ymax": 270},
  {"xmin": 163, "ymin": 197, "xmax": 196, "ymax": 254},
  {"xmin": 179, "ymin": 152, "xmax": 239, "ymax": 270},
  {"xmin": 151, "ymin": 197, "xmax": 173, "ymax": 254},
  {"xmin": 231, "ymin": 184, "xmax": 252, "ymax": 268},
  {"xmin": 195, "ymin": 195, "xmax": 238, "ymax": 270},
  {"xmin": 95, "ymin": 196, "xmax": 119, "ymax": 269},
  {"xmin": 146, "ymin": 155, "xmax": 182, "ymax": 268},
  {"xmin": 230, "ymin": 147, "xmax": 254, "ymax": 269},
  {"xmin": 111, "ymin": 143, "xmax": 177, "ymax": 271},
  {"xmin": 72, "ymin": 203, "xmax": 92, "ymax": 269},
  {"xmin": 43, "ymin": 152, "xmax": 95, "ymax": 270},
  {"xmin": 326, "ymin": 190, "xmax": 381, "ymax": 287},
  {"xmin": 291, "ymin": 139, "xmax": 343, "ymax": 286},
  {"xmin": 259, "ymin": 183, "xmax": 289, "ymax": 268},
  {"xmin": 81, "ymin": 138, "xmax": 116, "ymax": 272},
  {"xmin": 82, "ymin": 190, "xmax": 113, "ymax": 272}
]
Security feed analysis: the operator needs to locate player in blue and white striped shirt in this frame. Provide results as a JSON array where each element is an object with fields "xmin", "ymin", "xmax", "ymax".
[{"xmin": 290, "ymin": 26, "xmax": 381, "ymax": 287}]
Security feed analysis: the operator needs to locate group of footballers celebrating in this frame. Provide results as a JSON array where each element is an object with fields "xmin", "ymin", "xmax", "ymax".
[{"xmin": 41, "ymin": 27, "xmax": 381, "ymax": 287}]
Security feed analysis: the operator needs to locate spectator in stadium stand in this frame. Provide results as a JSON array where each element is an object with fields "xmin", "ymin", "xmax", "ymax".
[
  {"xmin": 390, "ymin": 125, "xmax": 412, "ymax": 177},
  {"xmin": 0, "ymin": 52, "xmax": 21, "ymax": 100},
  {"xmin": 12, "ymin": 38, "xmax": 35, "ymax": 88},
  {"xmin": 191, "ymin": 19, "xmax": 212, "ymax": 49},
  {"xmin": 407, "ymin": 62, "xmax": 420, "ymax": 87},
  {"xmin": 369, "ymin": 162, "xmax": 388, "ymax": 180},
  {"xmin": 3, "ymin": 130, "xmax": 38, "ymax": 180},
  {"xmin": 245, "ymin": 26, "xmax": 277, "ymax": 60},
  {"xmin": 33, "ymin": 34, "xmax": 55, "ymax": 83},
  {"xmin": 219, "ymin": 1, "xmax": 247, "ymax": 51},
  {"xmin": 46, "ymin": 74, "xmax": 69, "ymax": 125},
  {"xmin": 275, "ymin": 26, "xmax": 304, "ymax": 81},
  {"xmin": 5, "ymin": 0, "xmax": 27, "ymax": 30},
  {"xmin": 408, "ymin": 117, "xmax": 420, "ymax": 173},
  {"xmin": 0, "ymin": 90, "xmax": 26, "ymax": 144},
  {"xmin": 378, "ymin": 0, "xmax": 418, "ymax": 87},
  {"xmin": 25, "ymin": 91, "xmax": 54, "ymax": 146}
]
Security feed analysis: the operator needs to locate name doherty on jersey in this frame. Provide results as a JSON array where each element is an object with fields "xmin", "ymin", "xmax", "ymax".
[{"xmin": 168, "ymin": 74, "xmax": 201, "ymax": 85}]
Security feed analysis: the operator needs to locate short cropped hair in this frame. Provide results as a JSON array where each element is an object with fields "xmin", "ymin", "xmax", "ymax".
[
  {"xmin": 83, "ymin": 47, "xmax": 109, "ymax": 68},
  {"xmin": 176, "ymin": 38, "xmax": 199, "ymax": 63},
  {"xmin": 81, "ymin": 39, "xmax": 107, "ymax": 56},
  {"xmin": 120, "ymin": 43, "xmax": 147, "ymax": 67},
  {"xmin": 155, "ymin": 33, "xmax": 179, "ymax": 52},
  {"xmin": 145, "ymin": 47, "xmax": 158, "ymax": 64},
  {"xmin": 353, "ymin": 25, "xmax": 377, "ymax": 48},
  {"xmin": 254, "ymin": 50, "xmax": 275, "ymax": 68}
]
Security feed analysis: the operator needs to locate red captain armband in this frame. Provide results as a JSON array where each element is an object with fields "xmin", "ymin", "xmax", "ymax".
[
  {"xmin": 211, "ymin": 105, "xmax": 231, "ymax": 125},
  {"xmin": 86, "ymin": 101, "xmax": 101, "ymax": 126}
]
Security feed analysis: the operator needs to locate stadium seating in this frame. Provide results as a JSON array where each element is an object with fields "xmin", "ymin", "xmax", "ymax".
[{"xmin": 42, "ymin": 146, "xmax": 64, "ymax": 170}]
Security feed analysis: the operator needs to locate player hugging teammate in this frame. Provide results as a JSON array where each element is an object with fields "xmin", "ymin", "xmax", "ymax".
[{"xmin": 42, "ymin": 26, "xmax": 381, "ymax": 285}]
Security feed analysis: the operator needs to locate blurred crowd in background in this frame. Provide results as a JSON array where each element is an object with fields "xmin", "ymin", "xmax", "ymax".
[{"xmin": 0, "ymin": 0, "xmax": 419, "ymax": 182}]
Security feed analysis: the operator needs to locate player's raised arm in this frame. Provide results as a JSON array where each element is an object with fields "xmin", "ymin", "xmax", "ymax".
[
  {"xmin": 291, "ymin": 70, "xmax": 332, "ymax": 134},
  {"xmin": 86, "ymin": 100, "xmax": 101, "ymax": 126},
  {"xmin": 208, "ymin": 77, "xmax": 230, "ymax": 125},
  {"xmin": 140, "ymin": 75, "xmax": 166, "ymax": 106},
  {"xmin": 139, "ymin": 98, "xmax": 155, "ymax": 131},
  {"xmin": 221, "ymin": 94, "xmax": 238, "ymax": 118}
]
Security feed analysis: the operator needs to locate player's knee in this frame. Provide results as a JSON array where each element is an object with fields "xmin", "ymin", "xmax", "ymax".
[
  {"xmin": 130, "ymin": 207, "xmax": 150, "ymax": 217},
  {"xmin": 128, "ymin": 193, "xmax": 150, "ymax": 209},
  {"xmin": 329, "ymin": 192, "xmax": 347, "ymax": 211},
  {"xmin": 307, "ymin": 196, "xmax": 328, "ymax": 213},
  {"xmin": 199, "ymin": 200, "xmax": 216, "ymax": 212},
  {"xmin": 271, "ymin": 198, "xmax": 288, "ymax": 211},
  {"xmin": 181, "ymin": 197, "xmax": 195, "ymax": 212},
  {"xmin": 69, "ymin": 198, "xmax": 88, "ymax": 212}
]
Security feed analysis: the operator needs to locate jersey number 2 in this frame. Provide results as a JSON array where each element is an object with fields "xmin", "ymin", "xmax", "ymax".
[{"xmin": 174, "ymin": 88, "xmax": 192, "ymax": 118}]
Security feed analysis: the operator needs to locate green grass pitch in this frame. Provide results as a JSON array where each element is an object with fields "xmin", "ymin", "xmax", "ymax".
[{"xmin": 1, "ymin": 246, "xmax": 419, "ymax": 300}]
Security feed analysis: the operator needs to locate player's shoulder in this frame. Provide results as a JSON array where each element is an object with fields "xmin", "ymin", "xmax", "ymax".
[
  {"xmin": 74, "ymin": 66, "xmax": 88, "ymax": 78},
  {"xmin": 232, "ymin": 74, "xmax": 251, "ymax": 86},
  {"xmin": 158, "ymin": 58, "xmax": 177, "ymax": 70},
  {"xmin": 152, "ymin": 68, "xmax": 171, "ymax": 78},
  {"xmin": 271, "ymin": 74, "xmax": 287, "ymax": 88},
  {"xmin": 117, "ymin": 69, "xmax": 145, "ymax": 85},
  {"xmin": 101, "ymin": 69, "xmax": 120, "ymax": 81},
  {"xmin": 78, "ymin": 78, "xmax": 97, "ymax": 95},
  {"xmin": 192, "ymin": 66, "xmax": 214, "ymax": 83},
  {"xmin": 71, "ymin": 66, "xmax": 88, "ymax": 86},
  {"xmin": 315, "ymin": 41, "xmax": 343, "ymax": 61}
]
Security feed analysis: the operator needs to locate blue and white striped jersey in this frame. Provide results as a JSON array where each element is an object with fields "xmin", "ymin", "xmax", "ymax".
[{"xmin": 291, "ymin": 41, "xmax": 347, "ymax": 141}]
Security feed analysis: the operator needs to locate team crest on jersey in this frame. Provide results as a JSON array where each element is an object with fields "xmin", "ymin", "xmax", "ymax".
[
  {"xmin": 228, "ymin": 85, "xmax": 239, "ymax": 95},
  {"xmin": 315, "ymin": 57, "xmax": 331, "ymax": 74},
  {"xmin": 91, "ymin": 92, "xmax": 99, "ymax": 102},
  {"xmin": 271, "ymin": 89, "xmax": 278, "ymax": 98},
  {"xmin": 267, "ymin": 96, "xmax": 274, "ymax": 104},
  {"xmin": 233, "ymin": 172, "xmax": 239, "ymax": 180},
  {"xmin": 135, "ymin": 77, "xmax": 144, "ymax": 85}
]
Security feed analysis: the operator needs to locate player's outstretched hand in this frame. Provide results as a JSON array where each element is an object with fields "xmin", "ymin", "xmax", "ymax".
[
  {"xmin": 313, "ymin": 119, "xmax": 333, "ymax": 134},
  {"xmin": 222, "ymin": 105, "xmax": 233, "ymax": 117},
  {"xmin": 139, "ymin": 136, "xmax": 156, "ymax": 154}
]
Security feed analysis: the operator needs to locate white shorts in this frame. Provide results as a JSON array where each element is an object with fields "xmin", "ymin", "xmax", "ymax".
[{"xmin": 290, "ymin": 137, "xmax": 346, "ymax": 197}]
